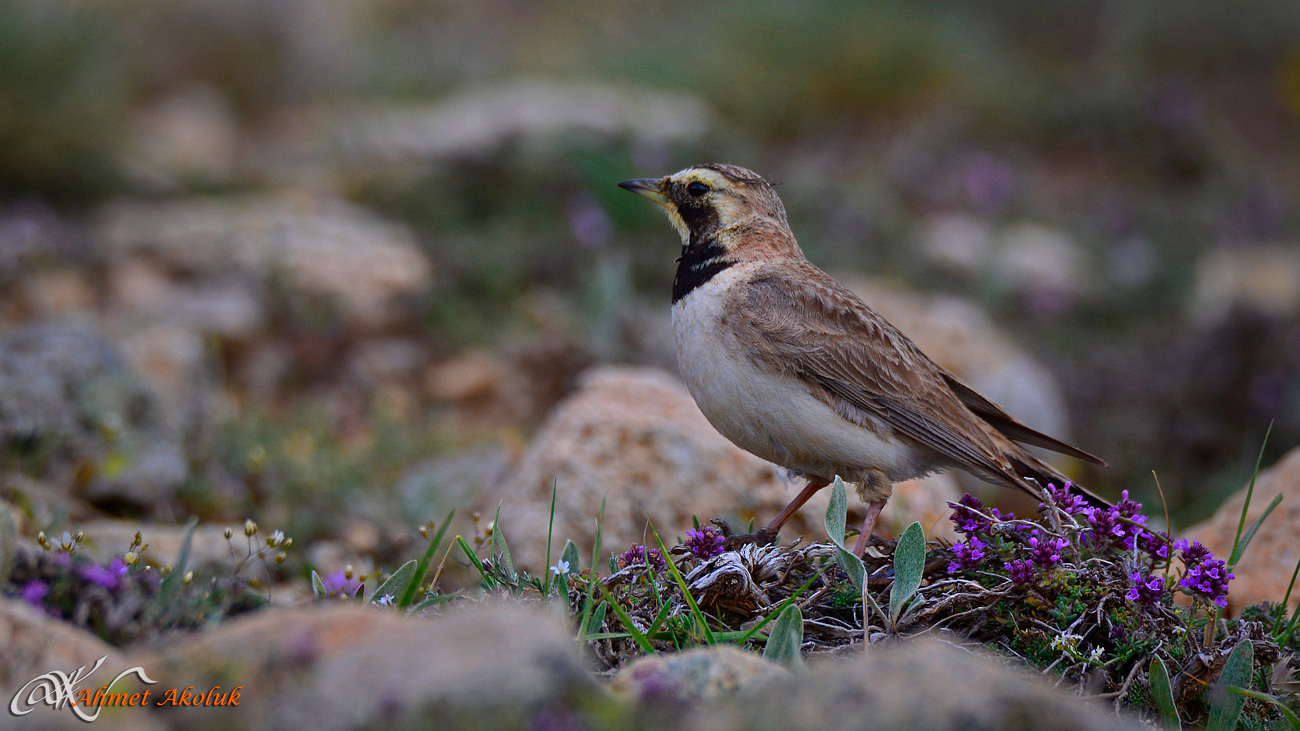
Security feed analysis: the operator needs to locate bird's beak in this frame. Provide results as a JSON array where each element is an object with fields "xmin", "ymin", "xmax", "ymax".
[{"xmin": 617, "ymin": 178, "xmax": 669, "ymax": 205}]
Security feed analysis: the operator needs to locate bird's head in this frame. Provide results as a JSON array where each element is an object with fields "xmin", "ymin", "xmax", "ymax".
[{"xmin": 618, "ymin": 164, "xmax": 795, "ymax": 256}]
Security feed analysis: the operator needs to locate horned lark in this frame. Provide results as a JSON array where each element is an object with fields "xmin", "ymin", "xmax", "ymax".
[{"xmin": 619, "ymin": 163, "xmax": 1106, "ymax": 555}]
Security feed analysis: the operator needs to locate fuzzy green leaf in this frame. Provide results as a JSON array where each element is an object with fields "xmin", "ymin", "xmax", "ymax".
[
  {"xmin": 1148, "ymin": 656, "xmax": 1180, "ymax": 730},
  {"xmin": 824, "ymin": 477, "xmax": 865, "ymax": 593},
  {"xmin": 370, "ymin": 559, "xmax": 417, "ymax": 605},
  {"xmin": 561, "ymin": 539, "xmax": 581, "ymax": 573},
  {"xmin": 889, "ymin": 521, "xmax": 926, "ymax": 623},
  {"xmin": 762, "ymin": 604, "xmax": 804, "ymax": 669},
  {"xmin": 491, "ymin": 506, "xmax": 516, "ymax": 582},
  {"xmin": 153, "ymin": 517, "xmax": 198, "ymax": 613},
  {"xmin": 1207, "ymin": 640, "xmax": 1254, "ymax": 731},
  {"xmin": 310, "ymin": 570, "xmax": 327, "ymax": 599}
]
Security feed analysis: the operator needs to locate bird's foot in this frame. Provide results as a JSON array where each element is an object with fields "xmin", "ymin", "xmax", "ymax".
[{"xmin": 711, "ymin": 519, "xmax": 778, "ymax": 549}]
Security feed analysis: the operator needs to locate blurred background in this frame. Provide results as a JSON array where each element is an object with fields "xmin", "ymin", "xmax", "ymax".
[{"xmin": 2, "ymin": 0, "xmax": 1298, "ymax": 556}]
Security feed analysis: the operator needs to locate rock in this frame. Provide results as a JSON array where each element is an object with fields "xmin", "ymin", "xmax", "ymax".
[
  {"xmin": 97, "ymin": 195, "xmax": 432, "ymax": 327},
  {"xmin": 1184, "ymin": 446, "xmax": 1300, "ymax": 614},
  {"xmin": 495, "ymin": 367, "xmax": 959, "ymax": 573},
  {"xmin": 996, "ymin": 223, "xmax": 1087, "ymax": 298},
  {"xmin": 919, "ymin": 213, "xmax": 993, "ymax": 273},
  {"xmin": 0, "ymin": 323, "xmax": 187, "ymax": 513},
  {"xmin": 20, "ymin": 269, "xmax": 97, "ymax": 319},
  {"xmin": 129, "ymin": 85, "xmax": 239, "ymax": 185},
  {"xmin": 136, "ymin": 603, "xmax": 597, "ymax": 730},
  {"xmin": 113, "ymin": 322, "xmax": 210, "ymax": 430},
  {"xmin": 75, "ymin": 520, "xmax": 243, "ymax": 575},
  {"xmin": 426, "ymin": 339, "xmax": 595, "ymax": 432},
  {"xmin": 396, "ymin": 444, "xmax": 515, "ymax": 524},
  {"xmin": 0, "ymin": 598, "xmax": 159, "ymax": 730},
  {"xmin": 611, "ymin": 646, "xmax": 789, "ymax": 702},
  {"xmin": 336, "ymin": 79, "xmax": 713, "ymax": 166},
  {"xmin": 107, "ymin": 258, "xmax": 265, "ymax": 338},
  {"xmin": 1192, "ymin": 244, "xmax": 1300, "ymax": 323},
  {"xmin": 685, "ymin": 639, "xmax": 1139, "ymax": 730}
]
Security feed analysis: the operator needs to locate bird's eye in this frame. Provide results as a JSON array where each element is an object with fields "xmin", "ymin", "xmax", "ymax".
[{"xmin": 686, "ymin": 181, "xmax": 709, "ymax": 197}]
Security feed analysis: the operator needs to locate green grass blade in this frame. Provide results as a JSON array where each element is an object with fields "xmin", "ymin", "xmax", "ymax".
[
  {"xmin": 543, "ymin": 485, "xmax": 557, "ymax": 597},
  {"xmin": 370, "ymin": 559, "xmax": 417, "ymax": 604},
  {"xmin": 1149, "ymin": 656, "xmax": 1180, "ymax": 730},
  {"xmin": 648, "ymin": 521, "xmax": 715, "ymax": 645},
  {"xmin": 576, "ymin": 499, "xmax": 606, "ymax": 645},
  {"xmin": 1222, "ymin": 687, "xmax": 1300, "ymax": 730},
  {"xmin": 890, "ymin": 521, "xmax": 926, "ymax": 624},
  {"xmin": 598, "ymin": 582, "xmax": 655, "ymax": 654},
  {"xmin": 824, "ymin": 477, "xmax": 866, "ymax": 593},
  {"xmin": 310, "ymin": 570, "xmax": 327, "ymax": 599},
  {"xmin": 491, "ymin": 505, "xmax": 516, "ymax": 582},
  {"xmin": 1231, "ymin": 494, "xmax": 1282, "ymax": 570},
  {"xmin": 455, "ymin": 535, "xmax": 493, "ymax": 589},
  {"xmin": 1207, "ymin": 640, "xmax": 1254, "ymax": 731},
  {"xmin": 762, "ymin": 604, "xmax": 804, "ymax": 669},
  {"xmin": 1229, "ymin": 423, "xmax": 1273, "ymax": 569},
  {"xmin": 400, "ymin": 509, "xmax": 455, "ymax": 608}
]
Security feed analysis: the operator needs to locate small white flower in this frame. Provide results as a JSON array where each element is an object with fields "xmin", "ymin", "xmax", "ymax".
[
  {"xmin": 1049, "ymin": 632, "xmax": 1082, "ymax": 652},
  {"xmin": 268, "ymin": 530, "xmax": 285, "ymax": 547},
  {"xmin": 1087, "ymin": 647, "xmax": 1104, "ymax": 664},
  {"xmin": 550, "ymin": 560, "xmax": 570, "ymax": 576},
  {"xmin": 375, "ymin": 594, "xmax": 395, "ymax": 606}
]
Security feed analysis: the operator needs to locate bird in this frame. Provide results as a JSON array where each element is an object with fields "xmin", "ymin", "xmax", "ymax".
[{"xmin": 618, "ymin": 163, "xmax": 1107, "ymax": 556}]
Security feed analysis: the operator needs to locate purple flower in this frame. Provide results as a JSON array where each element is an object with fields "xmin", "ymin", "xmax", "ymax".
[
  {"xmin": 1174, "ymin": 539, "xmax": 1233, "ymax": 608},
  {"xmin": 20, "ymin": 580, "xmax": 48, "ymax": 606},
  {"xmin": 1027, "ymin": 530, "xmax": 1069, "ymax": 567},
  {"xmin": 1137, "ymin": 530, "xmax": 1172, "ymax": 563},
  {"xmin": 322, "ymin": 570, "xmax": 363, "ymax": 599},
  {"xmin": 683, "ymin": 527, "xmax": 725, "ymax": 560},
  {"xmin": 1085, "ymin": 491, "xmax": 1147, "ymax": 551},
  {"xmin": 947, "ymin": 536, "xmax": 988, "ymax": 574},
  {"xmin": 619, "ymin": 544, "xmax": 666, "ymax": 570},
  {"xmin": 1127, "ymin": 571, "xmax": 1167, "ymax": 613},
  {"xmin": 1043, "ymin": 482, "xmax": 1089, "ymax": 515},
  {"xmin": 951, "ymin": 494, "xmax": 991, "ymax": 535},
  {"xmin": 79, "ymin": 559, "xmax": 128, "ymax": 591},
  {"xmin": 1005, "ymin": 559, "xmax": 1037, "ymax": 586}
]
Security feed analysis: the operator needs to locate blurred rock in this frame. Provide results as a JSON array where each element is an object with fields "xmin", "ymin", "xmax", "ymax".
[
  {"xmin": 997, "ymin": 222, "xmax": 1087, "ymax": 297},
  {"xmin": 137, "ymin": 603, "xmax": 596, "ymax": 730},
  {"xmin": 20, "ymin": 269, "xmax": 96, "ymax": 319},
  {"xmin": 0, "ymin": 323, "xmax": 187, "ymax": 514},
  {"xmin": 129, "ymin": 85, "xmax": 239, "ymax": 186},
  {"xmin": 1192, "ymin": 244, "xmax": 1300, "ymax": 323},
  {"xmin": 346, "ymin": 337, "xmax": 428, "ymax": 391},
  {"xmin": 496, "ymin": 367, "xmax": 959, "ymax": 573},
  {"xmin": 919, "ymin": 213, "xmax": 993, "ymax": 273},
  {"xmin": 397, "ymin": 444, "xmax": 514, "ymax": 525},
  {"xmin": 76, "ymin": 520, "xmax": 242, "ymax": 574},
  {"xmin": 427, "ymin": 339, "xmax": 594, "ymax": 433},
  {"xmin": 113, "ymin": 322, "xmax": 209, "ymax": 429},
  {"xmin": 97, "ymin": 195, "xmax": 432, "ymax": 327},
  {"xmin": 1184, "ymin": 445, "xmax": 1300, "ymax": 614},
  {"xmin": 337, "ymin": 79, "xmax": 713, "ymax": 166},
  {"xmin": 839, "ymin": 276, "xmax": 1072, "ymax": 443},
  {"xmin": 683, "ymin": 639, "xmax": 1139, "ymax": 731},
  {"xmin": 0, "ymin": 598, "xmax": 158, "ymax": 731},
  {"xmin": 612, "ymin": 646, "xmax": 789, "ymax": 702},
  {"xmin": 107, "ymin": 258, "xmax": 265, "ymax": 337}
]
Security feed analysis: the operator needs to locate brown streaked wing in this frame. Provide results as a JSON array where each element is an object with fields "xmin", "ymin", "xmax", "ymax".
[{"xmin": 737, "ymin": 262, "xmax": 1029, "ymax": 488}]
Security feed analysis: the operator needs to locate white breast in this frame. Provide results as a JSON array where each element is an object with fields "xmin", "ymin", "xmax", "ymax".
[{"xmin": 670, "ymin": 267, "xmax": 928, "ymax": 484}]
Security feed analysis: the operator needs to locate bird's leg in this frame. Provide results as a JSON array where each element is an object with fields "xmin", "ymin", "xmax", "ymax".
[
  {"xmin": 851, "ymin": 500, "xmax": 887, "ymax": 557},
  {"xmin": 721, "ymin": 477, "xmax": 831, "ymax": 549}
]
